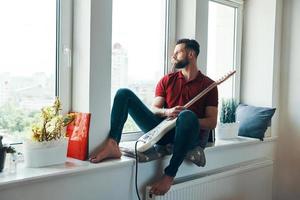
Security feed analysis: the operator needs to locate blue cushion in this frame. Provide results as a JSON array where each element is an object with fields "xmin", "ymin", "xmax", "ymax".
[{"xmin": 236, "ymin": 104, "xmax": 276, "ymax": 140}]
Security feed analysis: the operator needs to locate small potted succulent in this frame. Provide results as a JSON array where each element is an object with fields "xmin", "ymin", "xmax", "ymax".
[
  {"xmin": 0, "ymin": 136, "xmax": 16, "ymax": 172},
  {"xmin": 24, "ymin": 97, "xmax": 74, "ymax": 167},
  {"xmin": 215, "ymin": 98, "xmax": 239, "ymax": 139}
]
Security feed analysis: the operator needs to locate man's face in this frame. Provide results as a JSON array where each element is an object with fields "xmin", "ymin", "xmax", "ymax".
[{"xmin": 172, "ymin": 44, "xmax": 189, "ymax": 69}]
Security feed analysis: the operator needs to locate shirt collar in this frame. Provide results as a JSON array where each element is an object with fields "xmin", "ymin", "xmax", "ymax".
[
  {"xmin": 178, "ymin": 71, "xmax": 185, "ymax": 79},
  {"xmin": 178, "ymin": 70, "xmax": 204, "ymax": 82}
]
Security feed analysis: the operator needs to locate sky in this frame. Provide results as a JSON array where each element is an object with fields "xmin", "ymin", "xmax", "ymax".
[
  {"xmin": 0, "ymin": 0, "xmax": 56, "ymax": 76},
  {"xmin": 112, "ymin": 0, "xmax": 166, "ymax": 82}
]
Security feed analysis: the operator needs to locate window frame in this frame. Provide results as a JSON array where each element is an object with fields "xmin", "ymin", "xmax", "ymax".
[
  {"xmin": 57, "ymin": 0, "xmax": 73, "ymax": 114},
  {"xmin": 1, "ymin": 0, "xmax": 72, "ymax": 144},
  {"xmin": 208, "ymin": 0, "xmax": 243, "ymax": 101}
]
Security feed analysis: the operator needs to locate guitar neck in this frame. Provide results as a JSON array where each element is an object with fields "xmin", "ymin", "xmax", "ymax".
[
  {"xmin": 184, "ymin": 70, "xmax": 236, "ymax": 108},
  {"xmin": 184, "ymin": 82, "xmax": 217, "ymax": 109}
]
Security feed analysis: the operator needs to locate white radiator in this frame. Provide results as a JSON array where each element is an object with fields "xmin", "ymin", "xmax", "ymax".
[{"xmin": 146, "ymin": 159, "xmax": 273, "ymax": 200}]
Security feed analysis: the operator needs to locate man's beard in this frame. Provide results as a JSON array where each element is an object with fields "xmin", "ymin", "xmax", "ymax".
[{"xmin": 174, "ymin": 58, "xmax": 189, "ymax": 69}]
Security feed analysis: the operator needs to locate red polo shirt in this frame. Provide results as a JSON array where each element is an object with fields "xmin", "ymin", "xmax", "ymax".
[{"xmin": 155, "ymin": 71, "xmax": 218, "ymax": 118}]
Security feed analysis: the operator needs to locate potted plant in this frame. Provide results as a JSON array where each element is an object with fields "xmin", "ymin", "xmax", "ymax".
[
  {"xmin": 24, "ymin": 97, "xmax": 74, "ymax": 167},
  {"xmin": 215, "ymin": 98, "xmax": 239, "ymax": 139}
]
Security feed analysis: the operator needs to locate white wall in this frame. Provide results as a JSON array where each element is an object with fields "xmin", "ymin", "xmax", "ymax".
[
  {"xmin": 274, "ymin": 0, "xmax": 300, "ymax": 199},
  {"xmin": 239, "ymin": 1, "xmax": 300, "ymax": 198},
  {"xmin": 241, "ymin": 0, "xmax": 277, "ymax": 107},
  {"xmin": 241, "ymin": 0, "xmax": 282, "ymax": 138}
]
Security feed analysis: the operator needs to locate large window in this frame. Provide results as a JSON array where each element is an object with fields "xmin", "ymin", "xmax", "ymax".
[
  {"xmin": 0, "ymin": 0, "xmax": 71, "ymax": 141},
  {"xmin": 207, "ymin": 0, "xmax": 243, "ymax": 101},
  {"xmin": 111, "ymin": 0, "xmax": 168, "ymax": 133}
]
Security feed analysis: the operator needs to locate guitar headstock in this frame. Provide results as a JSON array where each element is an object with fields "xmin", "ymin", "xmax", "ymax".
[{"xmin": 216, "ymin": 70, "xmax": 236, "ymax": 85}]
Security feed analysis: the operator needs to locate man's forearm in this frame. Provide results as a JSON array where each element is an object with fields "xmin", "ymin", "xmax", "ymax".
[
  {"xmin": 198, "ymin": 118, "xmax": 217, "ymax": 130},
  {"xmin": 151, "ymin": 106, "xmax": 166, "ymax": 117}
]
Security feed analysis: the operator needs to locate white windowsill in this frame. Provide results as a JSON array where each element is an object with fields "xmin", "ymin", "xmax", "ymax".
[
  {"xmin": 0, "ymin": 136, "xmax": 277, "ymax": 190},
  {"xmin": 206, "ymin": 136, "xmax": 276, "ymax": 151},
  {"xmin": 0, "ymin": 156, "xmax": 134, "ymax": 190}
]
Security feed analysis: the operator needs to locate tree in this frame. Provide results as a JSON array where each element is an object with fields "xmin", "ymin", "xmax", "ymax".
[{"xmin": 0, "ymin": 102, "xmax": 39, "ymax": 135}]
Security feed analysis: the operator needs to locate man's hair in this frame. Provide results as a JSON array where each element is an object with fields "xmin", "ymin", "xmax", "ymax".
[{"xmin": 176, "ymin": 39, "xmax": 200, "ymax": 57}]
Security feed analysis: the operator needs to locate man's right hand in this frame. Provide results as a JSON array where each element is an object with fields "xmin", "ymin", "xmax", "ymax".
[{"xmin": 165, "ymin": 106, "xmax": 185, "ymax": 118}]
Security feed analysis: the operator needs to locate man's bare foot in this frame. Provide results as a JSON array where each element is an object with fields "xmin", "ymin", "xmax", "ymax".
[
  {"xmin": 150, "ymin": 175, "xmax": 174, "ymax": 196},
  {"xmin": 89, "ymin": 138, "xmax": 121, "ymax": 163}
]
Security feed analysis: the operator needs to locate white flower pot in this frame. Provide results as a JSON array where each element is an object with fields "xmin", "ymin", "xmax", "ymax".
[
  {"xmin": 24, "ymin": 138, "xmax": 68, "ymax": 167},
  {"xmin": 215, "ymin": 122, "xmax": 239, "ymax": 139}
]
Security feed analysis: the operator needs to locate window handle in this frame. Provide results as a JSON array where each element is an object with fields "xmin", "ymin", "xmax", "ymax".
[{"xmin": 63, "ymin": 46, "xmax": 72, "ymax": 69}]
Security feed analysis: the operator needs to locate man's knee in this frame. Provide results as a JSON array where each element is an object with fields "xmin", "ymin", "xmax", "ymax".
[
  {"xmin": 176, "ymin": 110, "xmax": 200, "ymax": 143},
  {"xmin": 176, "ymin": 110, "xmax": 199, "ymax": 132},
  {"xmin": 177, "ymin": 110, "xmax": 198, "ymax": 124},
  {"xmin": 115, "ymin": 88, "xmax": 133, "ymax": 99}
]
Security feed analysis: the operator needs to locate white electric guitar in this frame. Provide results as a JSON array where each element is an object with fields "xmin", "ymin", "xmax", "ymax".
[{"xmin": 136, "ymin": 70, "xmax": 236, "ymax": 152}]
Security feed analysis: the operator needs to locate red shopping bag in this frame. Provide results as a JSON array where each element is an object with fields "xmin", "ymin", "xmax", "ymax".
[{"xmin": 66, "ymin": 112, "xmax": 91, "ymax": 160}]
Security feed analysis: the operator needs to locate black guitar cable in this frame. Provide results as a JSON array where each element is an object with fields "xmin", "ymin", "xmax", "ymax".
[{"xmin": 135, "ymin": 141, "xmax": 142, "ymax": 200}]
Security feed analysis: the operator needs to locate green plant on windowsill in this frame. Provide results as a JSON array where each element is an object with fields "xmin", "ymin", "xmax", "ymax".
[
  {"xmin": 0, "ymin": 136, "xmax": 16, "ymax": 153},
  {"xmin": 0, "ymin": 135, "xmax": 16, "ymax": 172},
  {"xmin": 30, "ymin": 97, "xmax": 74, "ymax": 142},
  {"xmin": 3, "ymin": 146, "xmax": 16, "ymax": 154},
  {"xmin": 24, "ymin": 97, "xmax": 75, "ymax": 167},
  {"xmin": 216, "ymin": 98, "xmax": 239, "ymax": 139},
  {"xmin": 219, "ymin": 98, "xmax": 238, "ymax": 124}
]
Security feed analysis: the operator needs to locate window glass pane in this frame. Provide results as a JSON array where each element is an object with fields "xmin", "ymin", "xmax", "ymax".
[
  {"xmin": 207, "ymin": 1, "xmax": 236, "ymax": 100},
  {"xmin": 112, "ymin": 0, "xmax": 166, "ymax": 133},
  {"xmin": 0, "ymin": 0, "xmax": 57, "ymax": 140}
]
